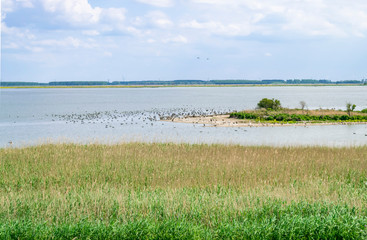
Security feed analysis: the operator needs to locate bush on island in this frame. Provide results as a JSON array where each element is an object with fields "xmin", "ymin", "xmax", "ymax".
[{"xmin": 257, "ymin": 98, "xmax": 282, "ymax": 110}]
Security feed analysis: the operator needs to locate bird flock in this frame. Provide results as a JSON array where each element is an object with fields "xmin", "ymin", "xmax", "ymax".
[{"xmin": 51, "ymin": 108, "xmax": 234, "ymax": 128}]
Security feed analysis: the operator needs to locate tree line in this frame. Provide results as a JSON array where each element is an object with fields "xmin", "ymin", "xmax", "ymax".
[{"xmin": 1, "ymin": 79, "xmax": 366, "ymax": 86}]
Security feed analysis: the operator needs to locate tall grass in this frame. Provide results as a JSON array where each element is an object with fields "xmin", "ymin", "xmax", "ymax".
[{"xmin": 1, "ymin": 143, "xmax": 367, "ymax": 239}]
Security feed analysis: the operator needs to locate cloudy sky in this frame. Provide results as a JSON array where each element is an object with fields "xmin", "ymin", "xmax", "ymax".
[{"xmin": 2, "ymin": 0, "xmax": 367, "ymax": 82}]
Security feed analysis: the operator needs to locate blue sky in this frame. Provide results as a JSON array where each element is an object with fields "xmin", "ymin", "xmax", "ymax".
[{"xmin": 2, "ymin": 0, "xmax": 367, "ymax": 82}]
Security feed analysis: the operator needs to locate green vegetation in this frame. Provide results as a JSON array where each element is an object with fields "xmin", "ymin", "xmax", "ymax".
[
  {"xmin": 231, "ymin": 99, "xmax": 367, "ymax": 123},
  {"xmin": 257, "ymin": 98, "xmax": 282, "ymax": 110},
  {"xmin": 346, "ymin": 103, "xmax": 357, "ymax": 117},
  {"xmin": 230, "ymin": 108, "xmax": 367, "ymax": 122},
  {"xmin": 1, "ymin": 79, "xmax": 367, "ymax": 87},
  {"xmin": 0, "ymin": 82, "xmax": 48, "ymax": 87},
  {"xmin": 49, "ymin": 81, "xmax": 109, "ymax": 86},
  {"xmin": 1, "ymin": 143, "xmax": 367, "ymax": 239}
]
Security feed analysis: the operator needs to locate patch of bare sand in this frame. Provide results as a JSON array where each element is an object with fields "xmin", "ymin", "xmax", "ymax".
[{"xmin": 162, "ymin": 115, "xmax": 367, "ymax": 128}]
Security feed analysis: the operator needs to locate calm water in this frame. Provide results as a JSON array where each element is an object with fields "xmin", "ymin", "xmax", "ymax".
[{"xmin": 1, "ymin": 86, "xmax": 367, "ymax": 147}]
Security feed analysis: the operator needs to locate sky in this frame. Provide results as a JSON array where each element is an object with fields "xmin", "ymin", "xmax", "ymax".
[{"xmin": 1, "ymin": 0, "xmax": 367, "ymax": 82}]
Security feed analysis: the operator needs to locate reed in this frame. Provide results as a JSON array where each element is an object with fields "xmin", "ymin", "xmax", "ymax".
[{"xmin": 1, "ymin": 143, "xmax": 367, "ymax": 239}]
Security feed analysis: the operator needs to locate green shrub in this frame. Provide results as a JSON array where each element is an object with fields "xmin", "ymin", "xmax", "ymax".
[
  {"xmin": 294, "ymin": 115, "xmax": 301, "ymax": 120},
  {"xmin": 274, "ymin": 114, "xmax": 289, "ymax": 121},
  {"xmin": 340, "ymin": 115, "xmax": 349, "ymax": 121},
  {"xmin": 257, "ymin": 98, "xmax": 281, "ymax": 110},
  {"xmin": 230, "ymin": 110, "xmax": 367, "ymax": 122}
]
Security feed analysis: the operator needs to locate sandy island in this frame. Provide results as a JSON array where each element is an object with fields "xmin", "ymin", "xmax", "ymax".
[{"xmin": 162, "ymin": 114, "xmax": 367, "ymax": 128}]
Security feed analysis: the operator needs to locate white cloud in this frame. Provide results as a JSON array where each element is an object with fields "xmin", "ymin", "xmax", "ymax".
[
  {"xmin": 163, "ymin": 35, "xmax": 188, "ymax": 43},
  {"xmin": 125, "ymin": 26, "xmax": 143, "ymax": 36},
  {"xmin": 146, "ymin": 11, "xmax": 173, "ymax": 28},
  {"xmin": 2, "ymin": 0, "xmax": 367, "ymax": 82},
  {"xmin": 181, "ymin": 20, "xmax": 253, "ymax": 37},
  {"xmin": 101, "ymin": 8, "xmax": 126, "ymax": 23},
  {"xmin": 1, "ymin": 0, "xmax": 33, "ymax": 20},
  {"xmin": 1, "ymin": 22, "xmax": 35, "ymax": 39},
  {"xmin": 3, "ymin": 42, "xmax": 19, "ymax": 49},
  {"xmin": 18, "ymin": 0, "xmax": 34, "ymax": 8},
  {"xmin": 25, "ymin": 46, "xmax": 43, "ymax": 52},
  {"xmin": 136, "ymin": 0, "xmax": 173, "ymax": 8},
  {"xmin": 82, "ymin": 30, "xmax": 100, "ymax": 36},
  {"xmin": 34, "ymin": 36, "xmax": 98, "ymax": 49},
  {"xmin": 41, "ymin": 0, "xmax": 102, "ymax": 25},
  {"xmin": 1, "ymin": 21, "xmax": 38, "ymax": 53},
  {"xmin": 162, "ymin": 35, "xmax": 188, "ymax": 43},
  {"xmin": 2, "ymin": 0, "xmax": 15, "ymax": 13},
  {"xmin": 335, "ymin": 6, "xmax": 367, "ymax": 37},
  {"xmin": 281, "ymin": 9, "xmax": 345, "ymax": 37},
  {"xmin": 4, "ymin": 0, "xmax": 367, "ymax": 41},
  {"xmin": 38, "ymin": 0, "xmax": 128, "ymax": 36},
  {"xmin": 187, "ymin": 0, "xmax": 367, "ymax": 38}
]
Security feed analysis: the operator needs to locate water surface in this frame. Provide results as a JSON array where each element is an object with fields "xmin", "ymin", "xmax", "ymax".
[{"xmin": 1, "ymin": 86, "xmax": 366, "ymax": 147}]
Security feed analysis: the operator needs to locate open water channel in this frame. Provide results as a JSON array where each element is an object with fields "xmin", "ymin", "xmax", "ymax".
[{"xmin": 1, "ymin": 86, "xmax": 367, "ymax": 147}]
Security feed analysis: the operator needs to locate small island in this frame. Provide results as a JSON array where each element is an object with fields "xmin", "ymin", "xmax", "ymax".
[{"xmin": 168, "ymin": 98, "xmax": 367, "ymax": 127}]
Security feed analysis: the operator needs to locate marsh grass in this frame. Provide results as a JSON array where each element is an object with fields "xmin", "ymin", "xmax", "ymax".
[
  {"xmin": 240, "ymin": 108, "xmax": 367, "ymax": 117},
  {"xmin": 1, "ymin": 143, "xmax": 367, "ymax": 239},
  {"xmin": 231, "ymin": 108, "xmax": 367, "ymax": 123}
]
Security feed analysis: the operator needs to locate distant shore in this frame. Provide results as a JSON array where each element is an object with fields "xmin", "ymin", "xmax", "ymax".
[
  {"xmin": 1, "ymin": 79, "xmax": 366, "ymax": 88},
  {"xmin": 1, "ymin": 84, "xmax": 367, "ymax": 89}
]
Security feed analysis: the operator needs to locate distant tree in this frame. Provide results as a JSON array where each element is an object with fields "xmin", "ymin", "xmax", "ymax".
[
  {"xmin": 346, "ymin": 102, "xmax": 356, "ymax": 116},
  {"xmin": 257, "ymin": 98, "xmax": 281, "ymax": 110},
  {"xmin": 299, "ymin": 101, "xmax": 307, "ymax": 110}
]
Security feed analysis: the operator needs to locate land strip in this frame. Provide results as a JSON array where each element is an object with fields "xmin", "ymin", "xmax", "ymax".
[
  {"xmin": 166, "ymin": 109, "xmax": 367, "ymax": 128},
  {"xmin": 166, "ymin": 114, "xmax": 367, "ymax": 127},
  {"xmin": 1, "ymin": 83, "xmax": 367, "ymax": 89}
]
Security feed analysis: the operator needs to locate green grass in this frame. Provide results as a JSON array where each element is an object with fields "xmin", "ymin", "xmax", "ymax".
[
  {"xmin": 2, "ymin": 203, "xmax": 366, "ymax": 239},
  {"xmin": 230, "ymin": 108, "xmax": 367, "ymax": 123},
  {"xmin": 1, "ymin": 143, "xmax": 367, "ymax": 239}
]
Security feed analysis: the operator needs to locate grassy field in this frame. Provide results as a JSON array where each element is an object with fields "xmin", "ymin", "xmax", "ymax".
[{"xmin": 1, "ymin": 143, "xmax": 367, "ymax": 239}]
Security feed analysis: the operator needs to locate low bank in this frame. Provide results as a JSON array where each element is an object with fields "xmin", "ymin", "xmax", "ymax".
[{"xmin": 166, "ymin": 108, "xmax": 367, "ymax": 128}]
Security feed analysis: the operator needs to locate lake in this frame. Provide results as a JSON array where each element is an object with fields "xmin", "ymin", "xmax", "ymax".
[{"xmin": 1, "ymin": 86, "xmax": 367, "ymax": 147}]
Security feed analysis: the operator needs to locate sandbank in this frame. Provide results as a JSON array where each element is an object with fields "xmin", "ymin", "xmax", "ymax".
[{"xmin": 162, "ymin": 114, "xmax": 367, "ymax": 128}]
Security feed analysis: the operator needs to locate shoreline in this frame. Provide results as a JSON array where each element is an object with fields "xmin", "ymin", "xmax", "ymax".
[
  {"xmin": 1, "ymin": 84, "xmax": 366, "ymax": 89},
  {"xmin": 164, "ymin": 114, "xmax": 367, "ymax": 128}
]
